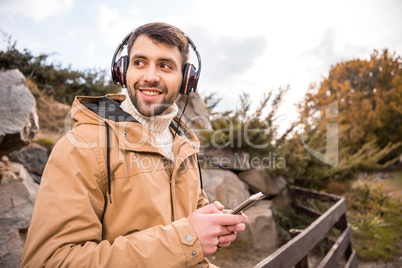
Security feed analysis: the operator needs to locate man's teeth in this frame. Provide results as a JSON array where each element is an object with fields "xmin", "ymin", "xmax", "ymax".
[{"xmin": 142, "ymin": 90, "xmax": 160, "ymax": 96}]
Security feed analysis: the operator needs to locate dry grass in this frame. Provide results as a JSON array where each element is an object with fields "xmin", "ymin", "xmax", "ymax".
[{"xmin": 26, "ymin": 78, "xmax": 70, "ymax": 143}]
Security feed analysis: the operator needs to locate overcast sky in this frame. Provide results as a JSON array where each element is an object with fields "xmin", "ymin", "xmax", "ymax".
[{"xmin": 1, "ymin": 0, "xmax": 401, "ymax": 129}]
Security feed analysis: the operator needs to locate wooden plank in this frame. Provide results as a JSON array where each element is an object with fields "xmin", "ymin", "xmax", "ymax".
[
  {"xmin": 317, "ymin": 224, "xmax": 352, "ymax": 268},
  {"xmin": 290, "ymin": 186, "xmax": 340, "ymax": 203},
  {"xmin": 289, "ymin": 229, "xmax": 309, "ymax": 268},
  {"xmin": 345, "ymin": 249, "xmax": 357, "ymax": 268},
  {"xmin": 254, "ymin": 197, "xmax": 347, "ymax": 268}
]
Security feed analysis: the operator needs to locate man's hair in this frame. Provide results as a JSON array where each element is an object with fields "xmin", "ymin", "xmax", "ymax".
[{"xmin": 127, "ymin": 22, "xmax": 190, "ymax": 70}]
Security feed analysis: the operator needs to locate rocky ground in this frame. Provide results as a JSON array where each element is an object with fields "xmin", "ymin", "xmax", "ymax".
[
  {"xmin": 209, "ymin": 172, "xmax": 402, "ymax": 268},
  {"xmin": 209, "ymin": 241, "xmax": 274, "ymax": 267}
]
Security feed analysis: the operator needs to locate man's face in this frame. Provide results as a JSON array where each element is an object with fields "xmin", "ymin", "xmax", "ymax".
[{"xmin": 126, "ymin": 34, "xmax": 183, "ymax": 117}]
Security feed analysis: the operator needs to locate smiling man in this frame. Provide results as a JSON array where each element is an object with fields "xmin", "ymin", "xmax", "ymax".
[{"xmin": 21, "ymin": 22, "xmax": 247, "ymax": 268}]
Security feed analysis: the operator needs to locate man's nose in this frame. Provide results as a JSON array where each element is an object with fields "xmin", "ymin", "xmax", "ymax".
[{"xmin": 143, "ymin": 65, "xmax": 160, "ymax": 84}]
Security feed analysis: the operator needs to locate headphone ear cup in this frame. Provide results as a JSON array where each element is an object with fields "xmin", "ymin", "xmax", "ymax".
[
  {"xmin": 121, "ymin": 55, "xmax": 128, "ymax": 88},
  {"xmin": 111, "ymin": 58, "xmax": 120, "ymax": 85},
  {"xmin": 112, "ymin": 56, "xmax": 129, "ymax": 88},
  {"xmin": 180, "ymin": 63, "xmax": 197, "ymax": 95}
]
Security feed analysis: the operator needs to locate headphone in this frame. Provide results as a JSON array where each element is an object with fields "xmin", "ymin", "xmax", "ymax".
[{"xmin": 111, "ymin": 27, "xmax": 202, "ymax": 95}]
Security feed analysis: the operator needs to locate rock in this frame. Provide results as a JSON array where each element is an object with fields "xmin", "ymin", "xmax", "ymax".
[
  {"xmin": 236, "ymin": 200, "xmax": 278, "ymax": 251},
  {"xmin": 176, "ymin": 92, "xmax": 212, "ymax": 137},
  {"xmin": 200, "ymin": 148, "xmax": 251, "ymax": 171},
  {"xmin": 201, "ymin": 168, "xmax": 250, "ymax": 209},
  {"xmin": 357, "ymin": 171, "xmax": 394, "ymax": 182},
  {"xmin": 0, "ymin": 70, "xmax": 39, "ymax": 156},
  {"xmin": 272, "ymin": 189, "xmax": 290, "ymax": 208},
  {"xmin": 238, "ymin": 167, "xmax": 287, "ymax": 197},
  {"xmin": 29, "ymin": 173, "xmax": 42, "ymax": 185},
  {"xmin": 0, "ymin": 160, "xmax": 39, "ymax": 267},
  {"xmin": 273, "ymin": 176, "xmax": 287, "ymax": 193},
  {"xmin": 9, "ymin": 143, "xmax": 49, "ymax": 179}
]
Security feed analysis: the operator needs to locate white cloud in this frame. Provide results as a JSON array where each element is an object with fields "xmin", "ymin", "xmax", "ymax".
[
  {"xmin": 67, "ymin": 29, "xmax": 76, "ymax": 38},
  {"xmin": 70, "ymin": 4, "xmax": 148, "ymax": 71},
  {"xmin": 97, "ymin": 3, "xmax": 146, "ymax": 48},
  {"xmin": 0, "ymin": 0, "xmax": 74, "ymax": 21}
]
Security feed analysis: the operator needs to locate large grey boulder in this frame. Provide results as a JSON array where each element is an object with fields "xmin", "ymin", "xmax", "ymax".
[
  {"xmin": 201, "ymin": 168, "xmax": 250, "ymax": 209},
  {"xmin": 0, "ymin": 70, "xmax": 39, "ymax": 156},
  {"xmin": 199, "ymin": 148, "xmax": 251, "ymax": 171},
  {"xmin": 238, "ymin": 167, "xmax": 287, "ymax": 197},
  {"xmin": 9, "ymin": 144, "xmax": 49, "ymax": 184},
  {"xmin": 0, "ymin": 157, "xmax": 39, "ymax": 268},
  {"xmin": 176, "ymin": 92, "xmax": 212, "ymax": 137},
  {"xmin": 236, "ymin": 200, "xmax": 278, "ymax": 251}
]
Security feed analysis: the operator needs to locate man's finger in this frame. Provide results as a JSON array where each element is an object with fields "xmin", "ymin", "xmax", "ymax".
[
  {"xmin": 227, "ymin": 223, "xmax": 245, "ymax": 232},
  {"xmin": 218, "ymin": 241, "xmax": 231, "ymax": 248},
  {"xmin": 212, "ymin": 201, "xmax": 224, "ymax": 211},
  {"xmin": 215, "ymin": 214, "xmax": 248, "ymax": 226},
  {"xmin": 219, "ymin": 232, "xmax": 237, "ymax": 244},
  {"xmin": 221, "ymin": 209, "xmax": 232, "ymax": 214}
]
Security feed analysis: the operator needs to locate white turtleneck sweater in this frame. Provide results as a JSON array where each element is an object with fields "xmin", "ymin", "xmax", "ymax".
[{"xmin": 120, "ymin": 92, "xmax": 178, "ymax": 161}]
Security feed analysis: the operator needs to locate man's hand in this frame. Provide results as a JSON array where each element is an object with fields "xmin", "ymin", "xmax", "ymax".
[
  {"xmin": 212, "ymin": 201, "xmax": 248, "ymax": 248},
  {"xmin": 187, "ymin": 202, "xmax": 247, "ymax": 256}
]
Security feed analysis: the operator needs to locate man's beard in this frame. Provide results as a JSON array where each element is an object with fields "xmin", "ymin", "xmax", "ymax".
[{"xmin": 128, "ymin": 82, "xmax": 178, "ymax": 117}]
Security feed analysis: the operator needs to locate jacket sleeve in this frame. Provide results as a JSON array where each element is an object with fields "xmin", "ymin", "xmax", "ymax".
[{"xmin": 21, "ymin": 131, "xmax": 206, "ymax": 268}]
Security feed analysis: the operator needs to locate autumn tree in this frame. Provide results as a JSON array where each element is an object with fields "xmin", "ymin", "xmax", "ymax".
[
  {"xmin": 303, "ymin": 49, "xmax": 401, "ymax": 151},
  {"xmin": 282, "ymin": 49, "xmax": 402, "ymax": 187}
]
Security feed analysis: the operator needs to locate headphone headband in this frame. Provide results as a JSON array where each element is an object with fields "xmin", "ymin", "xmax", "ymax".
[{"xmin": 111, "ymin": 26, "xmax": 201, "ymax": 95}]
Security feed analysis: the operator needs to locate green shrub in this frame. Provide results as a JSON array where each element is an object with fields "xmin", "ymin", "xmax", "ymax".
[
  {"xmin": 36, "ymin": 138, "xmax": 56, "ymax": 151},
  {"xmin": 346, "ymin": 180, "xmax": 402, "ymax": 261}
]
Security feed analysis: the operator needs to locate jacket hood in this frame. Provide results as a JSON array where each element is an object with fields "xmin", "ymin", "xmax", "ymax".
[{"xmin": 70, "ymin": 94, "xmax": 192, "ymax": 139}]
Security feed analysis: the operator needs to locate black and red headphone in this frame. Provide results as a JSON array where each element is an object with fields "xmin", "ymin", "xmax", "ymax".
[{"xmin": 111, "ymin": 27, "xmax": 202, "ymax": 95}]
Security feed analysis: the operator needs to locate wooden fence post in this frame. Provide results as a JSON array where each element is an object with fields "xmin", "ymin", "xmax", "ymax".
[{"xmin": 289, "ymin": 229, "xmax": 309, "ymax": 268}]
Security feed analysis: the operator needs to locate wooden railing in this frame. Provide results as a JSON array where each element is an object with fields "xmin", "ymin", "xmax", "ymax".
[{"xmin": 254, "ymin": 186, "xmax": 357, "ymax": 268}]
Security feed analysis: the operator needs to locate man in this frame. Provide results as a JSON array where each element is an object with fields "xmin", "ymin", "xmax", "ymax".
[{"xmin": 21, "ymin": 22, "xmax": 247, "ymax": 267}]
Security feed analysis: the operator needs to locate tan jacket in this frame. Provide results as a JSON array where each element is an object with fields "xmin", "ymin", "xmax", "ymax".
[{"xmin": 21, "ymin": 95, "xmax": 214, "ymax": 267}]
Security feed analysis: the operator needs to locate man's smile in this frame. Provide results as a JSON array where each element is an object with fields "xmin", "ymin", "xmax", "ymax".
[
  {"xmin": 135, "ymin": 82, "xmax": 166, "ymax": 100},
  {"xmin": 140, "ymin": 89, "xmax": 162, "ymax": 97}
]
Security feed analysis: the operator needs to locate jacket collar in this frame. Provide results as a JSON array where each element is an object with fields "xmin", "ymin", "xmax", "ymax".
[{"xmin": 71, "ymin": 94, "xmax": 198, "ymax": 154}]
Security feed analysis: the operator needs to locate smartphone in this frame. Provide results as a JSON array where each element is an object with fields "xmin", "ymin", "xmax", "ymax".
[{"xmin": 230, "ymin": 192, "xmax": 265, "ymax": 214}]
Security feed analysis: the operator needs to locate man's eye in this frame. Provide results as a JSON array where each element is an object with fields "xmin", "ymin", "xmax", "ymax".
[
  {"xmin": 134, "ymin": 61, "xmax": 145, "ymax": 67},
  {"xmin": 160, "ymin": 63, "xmax": 172, "ymax": 70}
]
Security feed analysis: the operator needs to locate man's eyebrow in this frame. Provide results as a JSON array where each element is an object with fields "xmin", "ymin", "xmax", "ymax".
[
  {"xmin": 131, "ymin": 54, "xmax": 179, "ymax": 69},
  {"xmin": 131, "ymin": 54, "xmax": 147, "ymax": 61}
]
